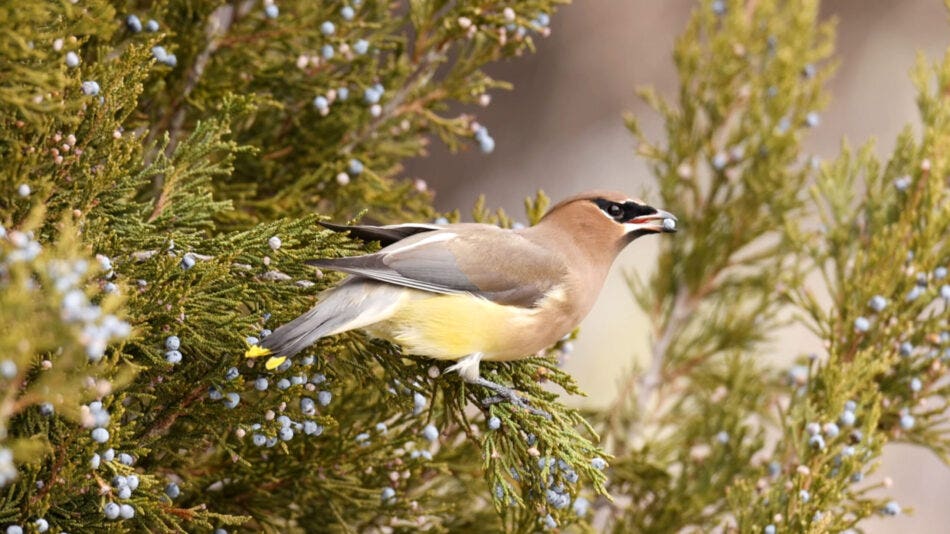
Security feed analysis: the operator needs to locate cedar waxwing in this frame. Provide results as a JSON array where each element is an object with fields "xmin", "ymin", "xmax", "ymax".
[{"xmin": 246, "ymin": 190, "xmax": 676, "ymax": 412}]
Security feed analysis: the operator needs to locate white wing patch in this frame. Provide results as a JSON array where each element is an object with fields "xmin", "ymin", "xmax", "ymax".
[
  {"xmin": 381, "ymin": 223, "xmax": 444, "ymax": 231},
  {"xmin": 388, "ymin": 232, "xmax": 457, "ymax": 254}
]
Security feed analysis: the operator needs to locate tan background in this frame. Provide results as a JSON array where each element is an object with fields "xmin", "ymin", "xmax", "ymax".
[{"xmin": 406, "ymin": 1, "xmax": 949, "ymax": 531}]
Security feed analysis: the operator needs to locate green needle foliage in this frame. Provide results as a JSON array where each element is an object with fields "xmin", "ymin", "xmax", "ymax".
[
  {"xmin": 1, "ymin": 1, "xmax": 604, "ymax": 532},
  {"xmin": 594, "ymin": 0, "xmax": 950, "ymax": 532},
  {"xmin": 5, "ymin": 0, "xmax": 950, "ymax": 532}
]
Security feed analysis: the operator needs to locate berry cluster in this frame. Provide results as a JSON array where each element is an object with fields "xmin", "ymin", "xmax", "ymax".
[
  {"xmin": 164, "ymin": 335, "xmax": 183, "ymax": 364},
  {"xmin": 85, "ymin": 400, "xmax": 112, "ymax": 444},
  {"xmin": 45, "ymin": 253, "xmax": 131, "ymax": 362},
  {"xmin": 303, "ymin": 2, "xmax": 381, "ymax": 137},
  {"xmin": 151, "ymin": 46, "xmax": 178, "ymax": 67},
  {"xmin": 335, "ymin": 158, "xmax": 364, "ymax": 186},
  {"xmin": 472, "ymin": 123, "xmax": 495, "ymax": 154},
  {"xmin": 125, "ymin": 14, "xmax": 160, "ymax": 34},
  {"xmin": 87, "ymin": 444, "xmax": 147, "ymax": 524},
  {"xmin": 228, "ymin": 337, "xmax": 338, "ymax": 448}
]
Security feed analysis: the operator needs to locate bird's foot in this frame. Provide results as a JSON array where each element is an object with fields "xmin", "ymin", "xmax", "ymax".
[
  {"xmin": 444, "ymin": 353, "xmax": 549, "ymax": 418},
  {"xmin": 474, "ymin": 378, "xmax": 550, "ymax": 419}
]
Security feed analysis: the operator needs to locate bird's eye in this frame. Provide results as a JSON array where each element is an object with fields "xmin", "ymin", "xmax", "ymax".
[{"xmin": 607, "ymin": 203, "xmax": 623, "ymax": 218}]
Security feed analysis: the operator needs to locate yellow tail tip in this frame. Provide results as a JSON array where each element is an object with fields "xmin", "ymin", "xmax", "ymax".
[
  {"xmin": 265, "ymin": 356, "xmax": 287, "ymax": 370},
  {"xmin": 245, "ymin": 345, "xmax": 272, "ymax": 359}
]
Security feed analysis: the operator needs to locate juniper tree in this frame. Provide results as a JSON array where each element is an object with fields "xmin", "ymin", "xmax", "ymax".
[
  {"xmin": 596, "ymin": 0, "xmax": 950, "ymax": 532},
  {"xmin": 4, "ymin": 0, "xmax": 950, "ymax": 533},
  {"xmin": 0, "ymin": 1, "xmax": 603, "ymax": 532}
]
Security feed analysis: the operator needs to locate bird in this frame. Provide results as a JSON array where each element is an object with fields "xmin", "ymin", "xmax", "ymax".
[{"xmin": 246, "ymin": 190, "xmax": 676, "ymax": 413}]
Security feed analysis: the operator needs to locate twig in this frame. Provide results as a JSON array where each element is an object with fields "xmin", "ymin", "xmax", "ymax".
[
  {"xmin": 601, "ymin": 286, "xmax": 697, "ymax": 447},
  {"xmin": 141, "ymin": 383, "xmax": 208, "ymax": 441},
  {"xmin": 147, "ymin": 1, "xmax": 249, "ymax": 221},
  {"xmin": 340, "ymin": 49, "xmax": 445, "ymax": 154},
  {"xmin": 29, "ymin": 439, "xmax": 71, "ymax": 505},
  {"xmin": 636, "ymin": 288, "xmax": 694, "ymax": 416},
  {"xmin": 165, "ymin": 3, "xmax": 247, "ymax": 156}
]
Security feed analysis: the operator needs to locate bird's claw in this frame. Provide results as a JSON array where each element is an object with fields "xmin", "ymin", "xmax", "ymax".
[
  {"xmin": 445, "ymin": 354, "xmax": 550, "ymax": 418},
  {"xmin": 476, "ymin": 381, "xmax": 550, "ymax": 419},
  {"xmin": 481, "ymin": 395, "xmax": 506, "ymax": 405}
]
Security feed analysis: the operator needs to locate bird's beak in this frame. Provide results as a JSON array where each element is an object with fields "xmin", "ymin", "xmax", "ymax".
[{"xmin": 626, "ymin": 208, "xmax": 677, "ymax": 234}]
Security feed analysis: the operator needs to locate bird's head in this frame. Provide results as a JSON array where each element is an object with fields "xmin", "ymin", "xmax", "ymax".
[{"xmin": 540, "ymin": 190, "xmax": 677, "ymax": 250}]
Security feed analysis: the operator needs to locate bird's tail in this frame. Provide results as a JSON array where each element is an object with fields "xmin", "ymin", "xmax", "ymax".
[{"xmin": 246, "ymin": 279, "xmax": 407, "ymax": 369}]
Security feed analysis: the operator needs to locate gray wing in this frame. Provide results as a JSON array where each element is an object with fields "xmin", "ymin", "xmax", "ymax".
[
  {"xmin": 261, "ymin": 279, "xmax": 406, "ymax": 357},
  {"xmin": 320, "ymin": 222, "xmax": 443, "ymax": 247},
  {"xmin": 306, "ymin": 226, "xmax": 565, "ymax": 308}
]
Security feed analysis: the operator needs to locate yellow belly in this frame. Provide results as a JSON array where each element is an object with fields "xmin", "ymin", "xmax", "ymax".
[{"xmin": 365, "ymin": 292, "xmax": 545, "ymax": 361}]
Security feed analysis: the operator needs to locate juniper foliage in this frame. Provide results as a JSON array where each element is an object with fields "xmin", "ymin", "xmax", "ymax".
[
  {"xmin": 595, "ymin": 0, "xmax": 950, "ymax": 532},
  {"xmin": 0, "ymin": 1, "xmax": 603, "ymax": 532},
  {"xmin": 4, "ymin": 0, "xmax": 950, "ymax": 533}
]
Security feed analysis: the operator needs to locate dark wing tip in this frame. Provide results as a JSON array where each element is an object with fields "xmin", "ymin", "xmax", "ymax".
[
  {"xmin": 304, "ymin": 258, "xmax": 336, "ymax": 267},
  {"xmin": 319, "ymin": 221, "xmax": 353, "ymax": 233},
  {"xmin": 320, "ymin": 222, "xmax": 441, "ymax": 247}
]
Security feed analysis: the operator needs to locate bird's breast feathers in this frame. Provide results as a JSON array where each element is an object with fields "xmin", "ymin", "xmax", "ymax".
[{"xmin": 365, "ymin": 285, "xmax": 573, "ymax": 361}]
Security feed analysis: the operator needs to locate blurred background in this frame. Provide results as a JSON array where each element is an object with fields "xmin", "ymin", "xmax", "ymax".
[{"xmin": 405, "ymin": 1, "xmax": 949, "ymax": 531}]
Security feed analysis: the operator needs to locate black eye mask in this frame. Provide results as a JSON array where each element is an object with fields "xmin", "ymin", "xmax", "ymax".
[{"xmin": 591, "ymin": 198, "xmax": 657, "ymax": 222}]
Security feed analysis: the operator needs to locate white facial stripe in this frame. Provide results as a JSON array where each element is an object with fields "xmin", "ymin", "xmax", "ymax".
[
  {"xmin": 595, "ymin": 207, "xmax": 616, "ymax": 222},
  {"xmin": 623, "ymin": 221, "xmax": 661, "ymax": 234}
]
